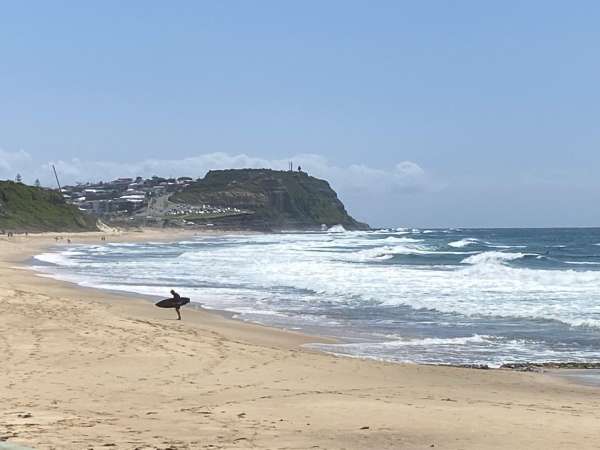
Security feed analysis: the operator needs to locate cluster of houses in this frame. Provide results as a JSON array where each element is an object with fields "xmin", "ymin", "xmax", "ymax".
[{"xmin": 61, "ymin": 175, "xmax": 194, "ymax": 216}]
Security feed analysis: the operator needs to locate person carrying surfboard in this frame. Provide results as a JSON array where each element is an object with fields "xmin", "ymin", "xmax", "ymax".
[{"xmin": 171, "ymin": 289, "xmax": 182, "ymax": 320}]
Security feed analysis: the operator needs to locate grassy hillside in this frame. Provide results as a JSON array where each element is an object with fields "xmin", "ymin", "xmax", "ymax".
[
  {"xmin": 0, "ymin": 181, "xmax": 98, "ymax": 232},
  {"xmin": 171, "ymin": 169, "xmax": 365, "ymax": 229}
]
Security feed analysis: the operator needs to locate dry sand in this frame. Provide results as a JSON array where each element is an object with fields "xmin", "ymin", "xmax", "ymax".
[{"xmin": 1, "ymin": 229, "xmax": 599, "ymax": 449}]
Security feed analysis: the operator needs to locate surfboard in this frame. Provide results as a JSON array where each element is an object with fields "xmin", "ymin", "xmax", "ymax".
[{"xmin": 155, "ymin": 297, "xmax": 190, "ymax": 308}]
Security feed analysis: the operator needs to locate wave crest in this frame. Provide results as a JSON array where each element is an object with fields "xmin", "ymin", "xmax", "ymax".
[
  {"xmin": 326, "ymin": 225, "xmax": 346, "ymax": 233},
  {"xmin": 461, "ymin": 251, "xmax": 527, "ymax": 265},
  {"xmin": 448, "ymin": 238, "xmax": 478, "ymax": 248}
]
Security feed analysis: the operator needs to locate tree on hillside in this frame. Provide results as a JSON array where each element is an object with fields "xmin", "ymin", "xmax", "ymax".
[
  {"xmin": 15, "ymin": 173, "xmax": 22, "ymax": 183},
  {"xmin": 34, "ymin": 179, "xmax": 41, "ymax": 188}
]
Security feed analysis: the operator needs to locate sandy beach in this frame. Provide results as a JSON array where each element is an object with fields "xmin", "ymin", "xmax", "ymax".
[{"xmin": 1, "ymin": 230, "xmax": 600, "ymax": 450}]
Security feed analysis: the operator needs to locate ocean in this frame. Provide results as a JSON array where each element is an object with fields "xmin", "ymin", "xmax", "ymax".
[{"xmin": 31, "ymin": 228, "xmax": 600, "ymax": 368}]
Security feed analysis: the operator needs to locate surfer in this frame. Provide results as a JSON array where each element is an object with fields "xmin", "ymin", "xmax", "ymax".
[{"xmin": 171, "ymin": 289, "xmax": 182, "ymax": 320}]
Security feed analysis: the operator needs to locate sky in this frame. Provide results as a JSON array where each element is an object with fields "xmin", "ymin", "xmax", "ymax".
[{"xmin": 1, "ymin": 1, "xmax": 599, "ymax": 228}]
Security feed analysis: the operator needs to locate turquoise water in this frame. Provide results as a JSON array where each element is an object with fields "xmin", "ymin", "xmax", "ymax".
[{"xmin": 32, "ymin": 228, "xmax": 600, "ymax": 367}]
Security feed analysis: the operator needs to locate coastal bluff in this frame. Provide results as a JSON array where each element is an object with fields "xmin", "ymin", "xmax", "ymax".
[
  {"xmin": 0, "ymin": 180, "xmax": 97, "ymax": 232},
  {"xmin": 171, "ymin": 168, "xmax": 368, "ymax": 230}
]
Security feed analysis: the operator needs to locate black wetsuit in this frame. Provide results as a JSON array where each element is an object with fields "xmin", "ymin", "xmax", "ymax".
[{"xmin": 172, "ymin": 292, "xmax": 182, "ymax": 319}]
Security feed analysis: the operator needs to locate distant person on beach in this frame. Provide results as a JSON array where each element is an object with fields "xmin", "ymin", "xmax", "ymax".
[{"xmin": 171, "ymin": 289, "xmax": 182, "ymax": 320}]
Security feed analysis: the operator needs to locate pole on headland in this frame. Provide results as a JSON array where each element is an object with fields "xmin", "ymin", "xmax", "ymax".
[{"xmin": 52, "ymin": 164, "xmax": 62, "ymax": 191}]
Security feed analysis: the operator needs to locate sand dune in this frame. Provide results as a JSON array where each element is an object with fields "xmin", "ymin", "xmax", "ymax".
[{"xmin": 1, "ymin": 231, "xmax": 599, "ymax": 449}]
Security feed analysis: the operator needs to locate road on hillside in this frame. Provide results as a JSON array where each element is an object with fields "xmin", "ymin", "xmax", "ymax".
[{"xmin": 137, "ymin": 194, "xmax": 169, "ymax": 218}]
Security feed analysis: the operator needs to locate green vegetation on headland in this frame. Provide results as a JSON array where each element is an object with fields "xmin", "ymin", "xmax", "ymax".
[
  {"xmin": 171, "ymin": 169, "xmax": 367, "ymax": 230},
  {"xmin": 0, "ymin": 180, "xmax": 98, "ymax": 232}
]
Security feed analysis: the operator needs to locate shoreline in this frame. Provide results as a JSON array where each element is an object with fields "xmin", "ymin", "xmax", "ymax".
[
  {"xmin": 5, "ymin": 229, "xmax": 338, "ymax": 350},
  {"xmin": 1, "ymin": 229, "xmax": 600, "ymax": 449},
  {"xmin": 18, "ymin": 230, "xmax": 342, "ymax": 349},
  {"xmin": 27, "ymin": 232, "xmax": 600, "ymax": 376}
]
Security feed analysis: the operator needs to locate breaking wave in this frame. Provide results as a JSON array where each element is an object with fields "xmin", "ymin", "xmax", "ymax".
[
  {"xmin": 461, "ymin": 251, "xmax": 527, "ymax": 265},
  {"xmin": 29, "ymin": 227, "xmax": 600, "ymax": 366},
  {"xmin": 326, "ymin": 225, "xmax": 346, "ymax": 233},
  {"xmin": 448, "ymin": 238, "xmax": 478, "ymax": 248}
]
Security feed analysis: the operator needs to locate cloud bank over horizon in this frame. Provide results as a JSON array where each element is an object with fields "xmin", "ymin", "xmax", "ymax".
[{"xmin": 3, "ymin": 146, "xmax": 600, "ymax": 228}]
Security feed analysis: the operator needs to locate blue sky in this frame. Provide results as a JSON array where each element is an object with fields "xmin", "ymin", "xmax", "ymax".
[{"xmin": 1, "ymin": 1, "xmax": 599, "ymax": 227}]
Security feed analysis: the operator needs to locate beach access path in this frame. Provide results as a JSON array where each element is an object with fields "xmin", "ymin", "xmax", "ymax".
[{"xmin": 1, "ymin": 229, "xmax": 599, "ymax": 449}]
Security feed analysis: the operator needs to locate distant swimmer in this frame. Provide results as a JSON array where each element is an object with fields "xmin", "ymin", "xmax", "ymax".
[{"xmin": 171, "ymin": 289, "xmax": 183, "ymax": 320}]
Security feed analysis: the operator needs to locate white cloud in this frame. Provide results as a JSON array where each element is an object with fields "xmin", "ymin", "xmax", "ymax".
[
  {"xmin": 0, "ymin": 148, "xmax": 32, "ymax": 173},
  {"xmin": 1, "ymin": 149, "xmax": 442, "ymax": 199}
]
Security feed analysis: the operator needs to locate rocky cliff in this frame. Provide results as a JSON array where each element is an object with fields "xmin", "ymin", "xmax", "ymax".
[{"xmin": 171, "ymin": 169, "xmax": 366, "ymax": 230}]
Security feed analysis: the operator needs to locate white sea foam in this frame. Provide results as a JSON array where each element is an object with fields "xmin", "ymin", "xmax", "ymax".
[
  {"xmin": 448, "ymin": 238, "xmax": 478, "ymax": 248},
  {"xmin": 306, "ymin": 334, "xmax": 596, "ymax": 367},
  {"xmin": 30, "ymin": 230, "xmax": 600, "ymax": 363},
  {"xmin": 485, "ymin": 244, "xmax": 528, "ymax": 249},
  {"xmin": 383, "ymin": 236, "xmax": 423, "ymax": 243},
  {"xmin": 379, "ymin": 335, "xmax": 494, "ymax": 347},
  {"xmin": 461, "ymin": 251, "xmax": 527, "ymax": 265},
  {"xmin": 326, "ymin": 224, "xmax": 346, "ymax": 233},
  {"xmin": 340, "ymin": 244, "xmax": 468, "ymax": 262},
  {"xmin": 307, "ymin": 335, "xmax": 497, "ymax": 358},
  {"xmin": 565, "ymin": 261, "xmax": 600, "ymax": 265},
  {"xmin": 34, "ymin": 252, "xmax": 77, "ymax": 266}
]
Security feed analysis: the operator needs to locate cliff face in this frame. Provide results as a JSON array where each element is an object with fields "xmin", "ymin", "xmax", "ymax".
[
  {"xmin": 171, "ymin": 169, "xmax": 366, "ymax": 230},
  {"xmin": 0, "ymin": 181, "xmax": 98, "ymax": 232}
]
